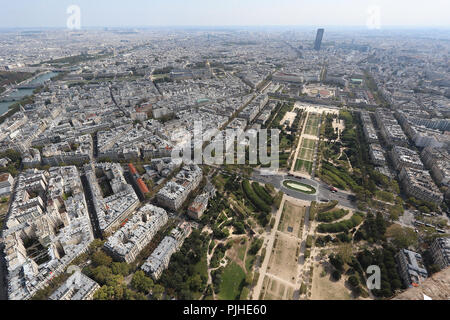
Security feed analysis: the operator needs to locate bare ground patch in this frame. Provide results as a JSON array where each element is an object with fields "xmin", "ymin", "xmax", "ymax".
[
  {"xmin": 310, "ymin": 263, "xmax": 353, "ymax": 300},
  {"xmin": 278, "ymin": 200, "xmax": 306, "ymax": 238},
  {"xmin": 267, "ymin": 232, "xmax": 301, "ymax": 283}
]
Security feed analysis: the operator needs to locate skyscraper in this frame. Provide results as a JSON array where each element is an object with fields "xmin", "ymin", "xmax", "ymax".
[{"xmin": 314, "ymin": 28, "xmax": 325, "ymax": 51}]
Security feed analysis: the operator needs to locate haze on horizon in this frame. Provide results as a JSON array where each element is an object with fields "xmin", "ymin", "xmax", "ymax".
[{"xmin": 1, "ymin": 0, "xmax": 450, "ymax": 29}]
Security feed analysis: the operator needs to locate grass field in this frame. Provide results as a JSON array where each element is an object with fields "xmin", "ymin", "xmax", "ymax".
[
  {"xmin": 218, "ymin": 262, "xmax": 246, "ymax": 300},
  {"xmin": 227, "ymin": 238, "xmax": 251, "ymax": 272},
  {"xmin": 237, "ymin": 243, "xmax": 247, "ymax": 261},
  {"xmin": 295, "ymin": 159, "xmax": 313, "ymax": 174},
  {"xmin": 295, "ymin": 138, "xmax": 316, "ymax": 174},
  {"xmin": 304, "ymin": 113, "xmax": 321, "ymax": 136},
  {"xmin": 191, "ymin": 253, "xmax": 209, "ymax": 300}
]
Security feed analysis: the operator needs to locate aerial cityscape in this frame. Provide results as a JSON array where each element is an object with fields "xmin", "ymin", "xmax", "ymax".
[{"xmin": 0, "ymin": 0, "xmax": 449, "ymax": 305}]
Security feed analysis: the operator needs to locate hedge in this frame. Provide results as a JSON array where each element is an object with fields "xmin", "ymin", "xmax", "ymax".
[
  {"xmin": 321, "ymin": 168, "xmax": 349, "ymax": 190},
  {"xmin": 317, "ymin": 209, "xmax": 349, "ymax": 222},
  {"xmin": 252, "ymin": 182, "xmax": 274, "ymax": 205},
  {"xmin": 317, "ymin": 212, "xmax": 364, "ymax": 233},
  {"xmin": 322, "ymin": 162, "xmax": 358, "ymax": 190},
  {"xmin": 242, "ymin": 180, "xmax": 271, "ymax": 213}
]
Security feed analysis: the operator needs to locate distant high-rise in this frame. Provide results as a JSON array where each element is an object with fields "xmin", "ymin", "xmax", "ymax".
[{"xmin": 314, "ymin": 28, "xmax": 325, "ymax": 51}]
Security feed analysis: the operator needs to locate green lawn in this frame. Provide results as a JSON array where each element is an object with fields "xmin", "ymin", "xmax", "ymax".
[
  {"xmin": 303, "ymin": 161, "xmax": 313, "ymax": 173},
  {"xmin": 295, "ymin": 159, "xmax": 303, "ymax": 171},
  {"xmin": 218, "ymin": 262, "xmax": 246, "ymax": 300},
  {"xmin": 297, "ymin": 138, "xmax": 316, "ymax": 164},
  {"xmin": 245, "ymin": 249, "xmax": 257, "ymax": 272},
  {"xmin": 194, "ymin": 253, "xmax": 208, "ymax": 282},
  {"xmin": 283, "ymin": 180, "xmax": 316, "ymax": 194},
  {"xmin": 191, "ymin": 253, "xmax": 209, "ymax": 300},
  {"xmin": 295, "ymin": 159, "xmax": 313, "ymax": 174},
  {"xmin": 237, "ymin": 242, "xmax": 247, "ymax": 261},
  {"xmin": 300, "ymin": 148, "xmax": 307, "ymax": 159},
  {"xmin": 304, "ymin": 114, "xmax": 320, "ymax": 136}
]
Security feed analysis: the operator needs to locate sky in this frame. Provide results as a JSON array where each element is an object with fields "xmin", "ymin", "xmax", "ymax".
[{"xmin": 1, "ymin": 0, "xmax": 450, "ymax": 28}]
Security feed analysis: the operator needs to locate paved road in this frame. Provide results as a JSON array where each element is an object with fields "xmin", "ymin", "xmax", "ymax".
[
  {"xmin": 252, "ymin": 170, "xmax": 356, "ymax": 209},
  {"xmin": 80, "ymin": 174, "xmax": 102, "ymax": 239}
]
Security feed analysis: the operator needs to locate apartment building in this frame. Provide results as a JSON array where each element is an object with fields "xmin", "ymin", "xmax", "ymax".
[
  {"xmin": 141, "ymin": 222, "xmax": 192, "ymax": 280},
  {"xmin": 421, "ymin": 147, "xmax": 450, "ymax": 187},
  {"xmin": 390, "ymin": 146, "xmax": 424, "ymax": 171},
  {"xmin": 156, "ymin": 164, "xmax": 202, "ymax": 211},
  {"xmin": 430, "ymin": 238, "xmax": 450, "ymax": 270},
  {"xmin": 375, "ymin": 109, "xmax": 409, "ymax": 147},
  {"xmin": 104, "ymin": 204, "xmax": 168, "ymax": 263},
  {"xmin": 0, "ymin": 172, "xmax": 14, "ymax": 196},
  {"xmin": 369, "ymin": 144, "xmax": 386, "ymax": 166},
  {"xmin": 396, "ymin": 249, "xmax": 428, "ymax": 288},
  {"xmin": 399, "ymin": 167, "xmax": 443, "ymax": 204},
  {"xmin": 360, "ymin": 111, "xmax": 379, "ymax": 143},
  {"xmin": 49, "ymin": 271, "xmax": 100, "ymax": 300}
]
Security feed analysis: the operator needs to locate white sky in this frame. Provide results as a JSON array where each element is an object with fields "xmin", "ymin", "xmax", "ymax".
[{"xmin": 1, "ymin": 0, "xmax": 449, "ymax": 28}]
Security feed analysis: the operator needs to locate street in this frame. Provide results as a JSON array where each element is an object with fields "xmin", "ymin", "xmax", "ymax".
[{"xmin": 252, "ymin": 170, "xmax": 356, "ymax": 209}]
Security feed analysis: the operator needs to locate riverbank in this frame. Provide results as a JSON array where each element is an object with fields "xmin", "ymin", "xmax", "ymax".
[{"xmin": 0, "ymin": 71, "xmax": 57, "ymax": 117}]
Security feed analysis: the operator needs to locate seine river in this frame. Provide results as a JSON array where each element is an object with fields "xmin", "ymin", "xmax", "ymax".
[{"xmin": 0, "ymin": 71, "xmax": 58, "ymax": 116}]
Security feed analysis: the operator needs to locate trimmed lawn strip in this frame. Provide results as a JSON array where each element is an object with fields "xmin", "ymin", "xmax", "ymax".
[{"xmin": 283, "ymin": 180, "xmax": 316, "ymax": 194}]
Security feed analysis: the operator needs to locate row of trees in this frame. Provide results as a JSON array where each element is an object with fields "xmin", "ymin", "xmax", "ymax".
[
  {"xmin": 242, "ymin": 180, "xmax": 271, "ymax": 227},
  {"xmin": 322, "ymin": 161, "xmax": 359, "ymax": 191},
  {"xmin": 251, "ymin": 182, "xmax": 273, "ymax": 205}
]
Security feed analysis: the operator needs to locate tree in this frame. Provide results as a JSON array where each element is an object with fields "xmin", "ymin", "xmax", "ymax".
[
  {"xmin": 240, "ymin": 287, "xmax": 250, "ymax": 300},
  {"xmin": 331, "ymin": 270, "xmax": 341, "ymax": 281},
  {"xmin": 249, "ymin": 238, "xmax": 263, "ymax": 255},
  {"xmin": 106, "ymin": 274, "xmax": 124, "ymax": 287},
  {"xmin": 386, "ymin": 225, "xmax": 418, "ymax": 250},
  {"xmin": 111, "ymin": 262, "xmax": 130, "ymax": 276},
  {"xmin": 94, "ymin": 285, "xmax": 115, "ymax": 300},
  {"xmin": 187, "ymin": 274, "xmax": 203, "ymax": 292},
  {"xmin": 92, "ymin": 251, "xmax": 112, "ymax": 267},
  {"xmin": 88, "ymin": 239, "xmax": 105, "ymax": 252},
  {"xmin": 375, "ymin": 212, "xmax": 387, "ymax": 236},
  {"xmin": 244, "ymin": 272, "xmax": 253, "ymax": 286},
  {"xmin": 90, "ymin": 265, "xmax": 113, "ymax": 285},
  {"xmin": 300, "ymin": 282, "xmax": 307, "ymax": 294},
  {"xmin": 131, "ymin": 271, "xmax": 154, "ymax": 294},
  {"xmin": 329, "ymin": 254, "xmax": 344, "ymax": 272},
  {"xmin": 391, "ymin": 279, "xmax": 402, "ymax": 290},
  {"xmin": 419, "ymin": 206, "xmax": 430, "ymax": 214},
  {"xmin": 348, "ymin": 275, "xmax": 359, "ymax": 288},
  {"xmin": 232, "ymin": 221, "xmax": 245, "ymax": 234},
  {"xmin": 93, "ymin": 275, "xmax": 126, "ymax": 300},
  {"xmin": 124, "ymin": 289, "xmax": 148, "ymax": 300},
  {"xmin": 152, "ymin": 284, "xmax": 165, "ymax": 300}
]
